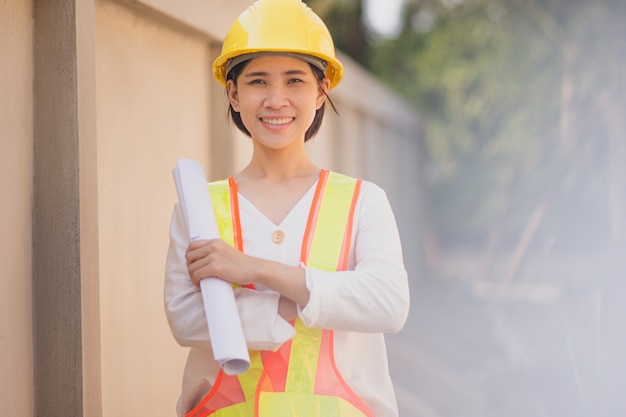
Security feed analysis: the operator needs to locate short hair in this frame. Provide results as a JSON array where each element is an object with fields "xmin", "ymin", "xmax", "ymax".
[{"xmin": 225, "ymin": 59, "xmax": 337, "ymax": 142}]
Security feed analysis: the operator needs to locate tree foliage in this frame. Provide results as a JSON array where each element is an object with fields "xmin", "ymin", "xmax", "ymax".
[{"xmin": 312, "ymin": 0, "xmax": 626, "ymax": 252}]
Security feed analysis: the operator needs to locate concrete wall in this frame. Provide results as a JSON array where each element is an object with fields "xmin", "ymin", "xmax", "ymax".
[
  {"xmin": 0, "ymin": 1, "xmax": 34, "ymax": 416},
  {"xmin": 94, "ymin": 2, "xmax": 211, "ymax": 413},
  {"xmin": 0, "ymin": 1, "xmax": 424, "ymax": 416}
]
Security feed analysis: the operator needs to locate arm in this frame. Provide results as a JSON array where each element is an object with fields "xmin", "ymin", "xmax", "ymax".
[
  {"xmin": 186, "ymin": 239, "xmax": 311, "ymax": 308},
  {"xmin": 298, "ymin": 182, "xmax": 410, "ymax": 333},
  {"xmin": 164, "ymin": 203, "xmax": 295, "ymax": 350}
]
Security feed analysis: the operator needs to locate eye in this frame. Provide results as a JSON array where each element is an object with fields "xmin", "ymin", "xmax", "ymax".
[
  {"xmin": 248, "ymin": 78, "xmax": 266, "ymax": 85},
  {"xmin": 288, "ymin": 78, "xmax": 304, "ymax": 85}
]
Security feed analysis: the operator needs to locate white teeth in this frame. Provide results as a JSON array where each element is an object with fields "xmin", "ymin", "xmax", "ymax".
[{"xmin": 262, "ymin": 117, "xmax": 293, "ymax": 125}]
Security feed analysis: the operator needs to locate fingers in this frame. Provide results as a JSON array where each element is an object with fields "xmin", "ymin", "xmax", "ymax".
[
  {"xmin": 185, "ymin": 239, "xmax": 218, "ymax": 286},
  {"xmin": 185, "ymin": 239, "xmax": 219, "ymax": 264},
  {"xmin": 185, "ymin": 239, "xmax": 241, "ymax": 286},
  {"xmin": 186, "ymin": 239, "xmax": 211, "ymax": 256},
  {"xmin": 184, "ymin": 239, "xmax": 255, "ymax": 288}
]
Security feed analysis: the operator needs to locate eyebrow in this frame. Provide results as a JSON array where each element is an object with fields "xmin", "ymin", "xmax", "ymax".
[{"xmin": 243, "ymin": 69, "xmax": 310, "ymax": 78}]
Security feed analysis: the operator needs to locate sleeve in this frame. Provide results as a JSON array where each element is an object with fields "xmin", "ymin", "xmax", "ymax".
[
  {"xmin": 298, "ymin": 182, "xmax": 410, "ymax": 333},
  {"xmin": 164, "ymin": 203, "xmax": 296, "ymax": 351}
]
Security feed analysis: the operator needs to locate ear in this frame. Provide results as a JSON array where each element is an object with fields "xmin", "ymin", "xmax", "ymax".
[
  {"xmin": 227, "ymin": 80, "xmax": 240, "ymax": 112},
  {"xmin": 316, "ymin": 78, "xmax": 331, "ymax": 110}
]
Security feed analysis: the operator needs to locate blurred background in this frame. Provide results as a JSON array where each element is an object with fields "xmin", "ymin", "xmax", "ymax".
[
  {"xmin": 2, "ymin": 1, "xmax": 625, "ymax": 416},
  {"xmin": 305, "ymin": 0, "xmax": 626, "ymax": 415}
]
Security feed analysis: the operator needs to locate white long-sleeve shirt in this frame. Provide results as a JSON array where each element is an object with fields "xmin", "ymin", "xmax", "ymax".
[{"xmin": 164, "ymin": 178, "xmax": 410, "ymax": 417}]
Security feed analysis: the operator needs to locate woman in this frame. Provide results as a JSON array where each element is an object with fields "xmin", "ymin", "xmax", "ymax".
[{"xmin": 164, "ymin": 0, "xmax": 410, "ymax": 416}]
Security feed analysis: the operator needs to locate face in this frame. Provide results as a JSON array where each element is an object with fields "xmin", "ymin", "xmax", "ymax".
[{"xmin": 227, "ymin": 55, "xmax": 330, "ymax": 152}]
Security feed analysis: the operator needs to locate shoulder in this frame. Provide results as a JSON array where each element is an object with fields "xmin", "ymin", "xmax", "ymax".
[
  {"xmin": 358, "ymin": 180, "xmax": 393, "ymax": 218},
  {"xmin": 327, "ymin": 171, "xmax": 384, "ymax": 192},
  {"xmin": 359, "ymin": 179, "xmax": 386, "ymax": 197},
  {"xmin": 327, "ymin": 171, "xmax": 391, "ymax": 211},
  {"xmin": 326, "ymin": 170, "xmax": 387, "ymax": 198}
]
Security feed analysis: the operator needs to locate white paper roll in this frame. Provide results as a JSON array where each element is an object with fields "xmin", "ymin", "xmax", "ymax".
[{"xmin": 173, "ymin": 159, "xmax": 250, "ymax": 375}]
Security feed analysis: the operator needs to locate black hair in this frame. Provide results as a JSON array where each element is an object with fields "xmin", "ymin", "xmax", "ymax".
[{"xmin": 225, "ymin": 59, "xmax": 337, "ymax": 142}]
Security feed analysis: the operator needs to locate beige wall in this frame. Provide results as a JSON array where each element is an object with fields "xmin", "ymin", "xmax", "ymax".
[
  {"xmin": 95, "ymin": 2, "xmax": 212, "ymax": 414},
  {"xmin": 1, "ymin": 1, "xmax": 423, "ymax": 415},
  {"xmin": 0, "ymin": 1, "xmax": 34, "ymax": 416}
]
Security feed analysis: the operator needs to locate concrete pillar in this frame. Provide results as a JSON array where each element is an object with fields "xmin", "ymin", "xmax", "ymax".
[{"xmin": 32, "ymin": 0, "xmax": 101, "ymax": 416}]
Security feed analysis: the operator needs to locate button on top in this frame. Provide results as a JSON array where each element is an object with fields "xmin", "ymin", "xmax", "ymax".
[{"xmin": 272, "ymin": 230, "xmax": 285, "ymax": 244}]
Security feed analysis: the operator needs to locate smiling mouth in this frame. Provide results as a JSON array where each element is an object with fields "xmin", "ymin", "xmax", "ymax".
[{"xmin": 261, "ymin": 117, "xmax": 294, "ymax": 126}]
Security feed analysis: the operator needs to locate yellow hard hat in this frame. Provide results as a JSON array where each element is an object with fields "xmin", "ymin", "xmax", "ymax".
[{"xmin": 213, "ymin": 0, "xmax": 343, "ymax": 90}]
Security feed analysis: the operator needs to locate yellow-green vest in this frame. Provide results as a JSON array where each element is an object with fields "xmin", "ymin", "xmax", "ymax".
[{"xmin": 186, "ymin": 170, "xmax": 374, "ymax": 417}]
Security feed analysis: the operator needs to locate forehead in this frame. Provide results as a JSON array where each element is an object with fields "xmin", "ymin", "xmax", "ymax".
[{"xmin": 243, "ymin": 55, "xmax": 314, "ymax": 74}]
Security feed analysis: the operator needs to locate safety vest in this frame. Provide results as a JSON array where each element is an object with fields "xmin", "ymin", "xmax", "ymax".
[{"xmin": 186, "ymin": 169, "xmax": 375, "ymax": 417}]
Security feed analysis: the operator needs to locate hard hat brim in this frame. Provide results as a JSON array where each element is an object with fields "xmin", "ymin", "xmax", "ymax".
[{"xmin": 213, "ymin": 49, "xmax": 343, "ymax": 90}]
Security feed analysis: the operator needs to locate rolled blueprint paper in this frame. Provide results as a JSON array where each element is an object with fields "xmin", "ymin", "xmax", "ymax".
[{"xmin": 173, "ymin": 158, "xmax": 250, "ymax": 375}]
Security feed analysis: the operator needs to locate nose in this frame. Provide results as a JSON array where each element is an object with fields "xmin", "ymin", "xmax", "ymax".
[{"xmin": 263, "ymin": 85, "xmax": 289, "ymax": 109}]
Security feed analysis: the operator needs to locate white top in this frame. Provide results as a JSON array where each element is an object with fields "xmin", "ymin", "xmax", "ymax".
[{"xmin": 164, "ymin": 179, "xmax": 410, "ymax": 417}]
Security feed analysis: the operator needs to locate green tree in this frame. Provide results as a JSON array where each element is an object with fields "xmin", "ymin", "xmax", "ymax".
[
  {"xmin": 316, "ymin": 0, "xmax": 626, "ymax": 270},
  {"xmin": 305, "ymin": 0, "xmax": 370, "ymax": 66}
]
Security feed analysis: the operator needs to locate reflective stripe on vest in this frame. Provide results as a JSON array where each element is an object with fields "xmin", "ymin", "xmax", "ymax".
[{"xmin": 186, "ymin": 170, "xmax": 374, "ymax": 417}]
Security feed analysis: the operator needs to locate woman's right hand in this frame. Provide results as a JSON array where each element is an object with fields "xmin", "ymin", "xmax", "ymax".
[
  {"xmin": 185, "ymin": 239, "xmax": 257, "ymax": 288},
  {"xmin": 187, "ymin": 239, "xmax": 310, "ymax": 310}
]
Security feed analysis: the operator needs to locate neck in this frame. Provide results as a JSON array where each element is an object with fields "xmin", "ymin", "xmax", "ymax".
[{"xmin": 241, "ymin": 145, "xmax": 318, "ymax": 182}]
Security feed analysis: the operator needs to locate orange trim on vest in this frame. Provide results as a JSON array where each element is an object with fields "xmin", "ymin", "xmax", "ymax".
[
  {"xmin": 186, "ymin": 370, "xmax": 246, "ymax": 417},
  {"xmin": 301, "ymin": 169, "xmax": 329, "ymax": 264},
  {"xmin": 228, "ymin": 177, "xmax": 244, "ymax": 252},
  {"xmin": 227, "ymin": 177, "xmax": 255, "ymax": 291},
  {"xmin": 312, "ymin": 177, "xmax": 371, "ymax": 416},
  {"xmin": 314, "ymin": 329, "xmax": 375, "ymax": 416}
]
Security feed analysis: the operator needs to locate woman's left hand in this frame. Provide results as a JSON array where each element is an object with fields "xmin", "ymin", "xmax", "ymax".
[{"xmin": 185, "ymin": 239, "xmax": 257, "ymax": 287}]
